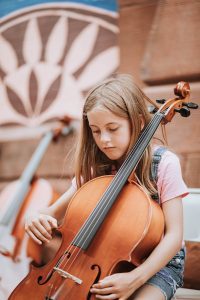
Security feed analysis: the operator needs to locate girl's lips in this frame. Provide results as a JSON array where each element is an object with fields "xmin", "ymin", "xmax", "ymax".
[{"xmin": 104, "ymin": 147, "xmax": 115, "ymax": 150}]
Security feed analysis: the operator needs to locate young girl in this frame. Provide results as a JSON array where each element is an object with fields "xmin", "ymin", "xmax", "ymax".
[{"xmin": 25, "ymin": 74, "xmax": 188, "ymax": 300}]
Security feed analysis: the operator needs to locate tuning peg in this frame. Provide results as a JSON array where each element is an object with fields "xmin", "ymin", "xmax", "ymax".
[
  {"xmin": 175, "ymin": 107, "xmax": 190, "ymax": 117},
  {"xmin": 183, "ymin": 102, "xmax": 199, "ymax": 109},
  {"xmin": 148, "ymin": 105, "xmax": 157, "ymax": 114},
  {"xmin": 156, "ymin": 99, "xmax": 166, "ymax": 104}
]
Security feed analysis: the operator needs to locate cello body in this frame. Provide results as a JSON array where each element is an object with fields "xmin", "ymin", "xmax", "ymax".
[
  {"xmin": 0, "ymin": 178, "xmax": 59, "ymax": 300},
  {"xmin": 9, "ymin": 176, "xmax": 164, "ymax": 300},
  {"xmin": 0, "ymin": 125, "xmax": 71, "ymax": 299}
]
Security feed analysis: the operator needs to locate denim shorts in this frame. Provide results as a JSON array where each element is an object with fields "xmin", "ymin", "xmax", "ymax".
[{"xmin": 145, "ymin": 247, "xmax": 186, "ymax": 300}]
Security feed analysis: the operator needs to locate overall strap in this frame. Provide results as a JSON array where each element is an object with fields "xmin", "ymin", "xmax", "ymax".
[{"xmin": 151, "ymin": 146, "xmax": 167, "ymax": 203}]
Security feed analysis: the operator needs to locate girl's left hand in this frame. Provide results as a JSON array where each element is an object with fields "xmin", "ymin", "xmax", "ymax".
[{"xmin": 90, "ymin": 272, "xmax": 140, "ymax": 300}]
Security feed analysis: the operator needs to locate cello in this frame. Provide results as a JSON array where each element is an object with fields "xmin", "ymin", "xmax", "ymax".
[
  {"xmin": 0, "ymin": 122, "xmax": 72, "ymax": 299},
  {"xmin": 8, "ymin": 82, "xmax": 198, "ymax": 299}
]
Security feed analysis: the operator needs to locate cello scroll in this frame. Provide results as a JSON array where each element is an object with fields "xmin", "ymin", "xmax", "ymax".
[{"xmin": 149, "ymin": 81, "xmax": 198, "ymax": 123}]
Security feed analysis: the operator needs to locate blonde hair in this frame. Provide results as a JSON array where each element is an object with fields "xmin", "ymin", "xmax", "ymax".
[{"xmin": 74, "ymin": 74, "xmax": 161, "ymax": 196}]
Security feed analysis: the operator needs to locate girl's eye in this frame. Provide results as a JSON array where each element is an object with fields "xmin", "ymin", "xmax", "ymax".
[
  {"xmin": 92, "ymin": 130, "xmax": 100, "ymax": 134},
  {"xmin": 109, "ymin": 127, "xmax": 118, "ymax": 132}
]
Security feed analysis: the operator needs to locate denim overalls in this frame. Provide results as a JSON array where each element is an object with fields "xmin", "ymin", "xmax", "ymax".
[{"xmin": 146, "ymin": 147, "xmax": 186, "ymax": 299}]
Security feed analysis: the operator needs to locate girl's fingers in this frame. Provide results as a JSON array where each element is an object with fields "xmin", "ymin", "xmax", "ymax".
[
  {"xmin": 25, "ymin": 213, "xmax": 58, "ymax": 244},
  {"xmin": 48, "ymin": 217, "xmax": 58, "ymax": 229},
  {"xmin": 92, "ymin": 280, "xmax": 112, "ymax": 289},
  {"xmin": 31, "ymin": 220, "xmax": 52, "ymax": 240},
  {"xmin": 26, "ymin": 230, "xmax": 42, "ymax": 245},
  {"xmin": 95, "ymin": 294, "xmax": 117, "ymax": 300},
  {"xmin": 29, "ymin": 226, "xmax": 51, "ymax": 243},
  {"xmin": 40, "ymin": 218, "xmax": 53, "ymax": 233},
  {"xmin": 91, "ymin": 281, "xmax": 118, "ymax": 299},
  {"xmin": 90, "ymin": 287, "xmax": 114, "ymax": 295}
]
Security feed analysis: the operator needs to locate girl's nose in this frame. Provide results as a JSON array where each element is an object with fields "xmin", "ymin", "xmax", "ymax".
[{"xmin": 100, "ymin": 131, "xmax": 111, "ymax": 143}]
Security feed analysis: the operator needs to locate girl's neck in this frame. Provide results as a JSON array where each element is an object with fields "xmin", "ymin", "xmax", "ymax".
[{"xmin": 115, "ymin": 157, "xmax": 125, "ymax": 170}]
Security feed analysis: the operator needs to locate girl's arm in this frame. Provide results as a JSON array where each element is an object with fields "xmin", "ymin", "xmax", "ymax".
[
  {"xmin": 25, "ymin": 185, "xmax": 76, "ymax": 245},
  {"xmin": 136, "ymin": 196, "xmax": 183, "ymax": 281},
  {"xmin": 90, "ymin": 196, "xmax": 183, "ymax": 299}
]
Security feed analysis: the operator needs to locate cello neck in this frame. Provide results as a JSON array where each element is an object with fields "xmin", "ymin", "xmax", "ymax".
[
  {"xmin": 0, "ymin": 131, "xmax": 54, "ymax": 231},
  {"xmin": 72, "ymin": 111, "xmax": 164, "ymax": 250}
]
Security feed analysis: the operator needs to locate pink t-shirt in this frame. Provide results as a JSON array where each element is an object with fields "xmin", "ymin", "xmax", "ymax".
[
  {"xmin": 71, "ymin": 148, "xmax": 188, "ymax": 204},
  {"xmin": 155, "ymin": 148, "xmax": 188, "ymax": 203}
]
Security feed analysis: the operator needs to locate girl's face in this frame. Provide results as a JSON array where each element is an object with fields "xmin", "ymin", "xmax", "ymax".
[{"xmin": 87, "ymin": 107, "xmax": 131, "ymax": 162}]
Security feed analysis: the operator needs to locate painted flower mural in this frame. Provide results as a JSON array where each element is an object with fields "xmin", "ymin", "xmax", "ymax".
[{"xmin": 0, "ymin": 3, "xmax": 119, "ymax": 129}]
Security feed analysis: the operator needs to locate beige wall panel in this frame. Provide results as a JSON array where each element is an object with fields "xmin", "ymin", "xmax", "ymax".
[
  {"xmin": 141, "ymin": 0, "xmax": 200, "ymax": 84},
  {"xmin": 182, "ymin": 153, "xmax": 200, "ymax": 187},
  {"xmin": 119, "ymin": 0, "xmax": 158, "ymax": 86},
  {"xmin": 118, "ymin": 0, "xmax": 199, "ymax": 187},
  {"xmin": 0, "ymin": 131, "xmax": 77, "ymax": 180}
]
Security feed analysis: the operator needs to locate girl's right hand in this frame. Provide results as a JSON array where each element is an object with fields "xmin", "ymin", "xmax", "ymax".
[{"xmin": 25, "ymin": 213, "xmax": 58, "ymax": 245}]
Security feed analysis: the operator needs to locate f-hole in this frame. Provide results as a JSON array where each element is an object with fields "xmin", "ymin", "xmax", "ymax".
[
  {"xmin": 111, "ymin": 260, "xmax": 136, "ymax": 274},
  {"xmin": 87, "ymin": 264, "xmax": 101, "ymax": 300}
]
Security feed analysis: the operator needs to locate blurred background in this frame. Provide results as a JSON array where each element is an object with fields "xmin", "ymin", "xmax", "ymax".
[
  {"xmin": 0, "ymin": 0, "xmax": 199, "ymax": 298},
  {"xmin": 0, "ymin": 0, "xmax": 199, "ymax": 196},
  {"xmin": 0, "ymin": 0, "xmax": 119, "ymax": 194}
]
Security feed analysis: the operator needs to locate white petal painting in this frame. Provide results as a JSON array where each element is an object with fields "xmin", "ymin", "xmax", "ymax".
[
  {"xmin": 23, "ymin": 19, "xmax": 42, "ymax": 66},
  {"xmin": 0, "ymin": 3, "xmax": 119, "ymax": 135},
  {"xmin": 45, "ymin": 17, "xmax": 68, "ymax": 65},
  {"xmin": 4, "ymin": 65, "xmax": 33, "ymax": 116},
  {"xmin": 0, "ymin": 35, "xmax": 18, "ymax": 74},
  {"xmin": 77, "ymin": 46, "xmax": 119, "ymax": 91},
  {"xmin": 64, "ymin": 23, "xmax": 99, "ymax": 74}
]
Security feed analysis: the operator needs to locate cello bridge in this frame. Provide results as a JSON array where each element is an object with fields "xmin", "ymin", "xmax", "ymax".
[{"xmin": 53, "ymin": 267, "xmax": 82, "ymax": 285}]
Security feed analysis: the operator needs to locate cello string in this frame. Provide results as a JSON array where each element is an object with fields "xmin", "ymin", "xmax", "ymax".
[
  {"xmin": 47, "ymin": 113, "xmax": 163, "ymax": 296},
  {"xmin": 46, "ymin": 282, "xmax": 54, "ymax": 299}
]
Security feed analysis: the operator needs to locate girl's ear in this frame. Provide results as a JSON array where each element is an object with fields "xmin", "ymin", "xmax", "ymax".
[{"xmin": 140, "ymin": 115, "xmax": 145, "ymax": 130}]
